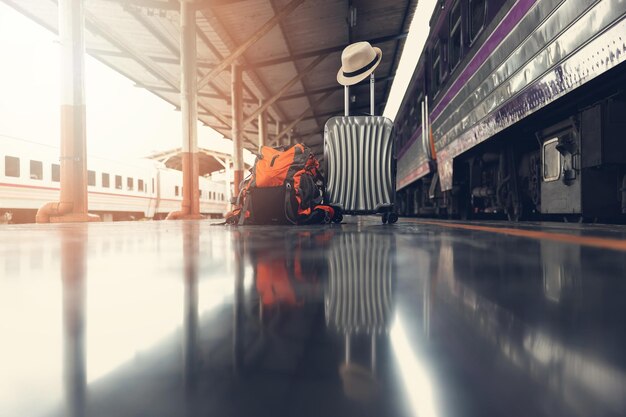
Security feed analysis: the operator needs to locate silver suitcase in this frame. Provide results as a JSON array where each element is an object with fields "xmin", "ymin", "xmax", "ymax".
[{"xmin": 323, "ymin": 74, "xmax": 397, "ymax": 223}]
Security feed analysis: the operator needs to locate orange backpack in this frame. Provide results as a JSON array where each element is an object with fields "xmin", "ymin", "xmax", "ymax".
[{"xmin": 226, "ymin": 144, "xmax": 340, "ymax": 225}]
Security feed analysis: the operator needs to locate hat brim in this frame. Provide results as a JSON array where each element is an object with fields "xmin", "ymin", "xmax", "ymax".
[{"xmin": 336, "ymin": 47, "xmax": 383, "ymax": 86}]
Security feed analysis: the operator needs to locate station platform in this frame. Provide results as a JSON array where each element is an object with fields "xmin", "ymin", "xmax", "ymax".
[{"xmin": 1, "ymin": 217, "xmax": 625, "ymax": 417}]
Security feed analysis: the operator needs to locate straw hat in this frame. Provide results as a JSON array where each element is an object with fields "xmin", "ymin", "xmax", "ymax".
[{"xmin": 337, "ymin": 41, "xmax": 383, "ymax": 86}]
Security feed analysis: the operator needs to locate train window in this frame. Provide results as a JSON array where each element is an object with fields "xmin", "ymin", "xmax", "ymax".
[
  {"xmin": 51, "ymin": 164, "xmax": 60, "ymax": 182},
  {"xmin": 431, "ymin": 41, "xmax": 442, "ymax": 95},
  {"xmin": 138, "ymin": 179, "xmax": 144, "ymax": 192},
  {"xmin": 449, "ymin": 1, "xmax": 462, "ymax": 71},
  {"xmin": 151, "ymin": 178, "xmax": 155, "ymax": 194},
  {"xmin": 30, "ymin": 160, "xmax": 43, "ymax": 180},
  {"xmin": 175, "ymin": 186, "xmax": 179, "ymax": 197},
  {"xmin": 102, "ymin": 173, "xmax": 110, "ymax": 188},
  {"xmin": 542, "ymin": 138, "xmax": 561, "ymax": 182},
  {"xmin": 88, "ymin": 170, "xmax": 96, "ymax": 186},
  {"xmin": 199, "ymin": 190, "xmax": 203, "ymax": 198},
  {"xmin": 5, "ymin": 156, "xmax": 20, "ymax": 178},
  {"xmin": 127, "ymin": 177, "xmax": 134, "ymax": 191},
  {"xmin": 469, "ymin": 0, "xmax": 487, "ymax": 43},
  {"xmin": 115, "ymin": 175, "xmax": 122, "ymax": 189}
]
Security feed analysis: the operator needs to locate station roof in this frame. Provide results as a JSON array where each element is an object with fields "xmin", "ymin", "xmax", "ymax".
[{"xmin": 3, "ymin": 0, "xmax": 416, "ymax": 154}]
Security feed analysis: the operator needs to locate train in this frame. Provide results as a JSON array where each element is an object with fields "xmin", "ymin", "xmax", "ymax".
[
  {"xmin": 394, "ymin": 0, "xmax": 626, "ymax": 221},
  {"xmin": 0, "ymin": 136, "xmax": 230, "ymax": 223}
]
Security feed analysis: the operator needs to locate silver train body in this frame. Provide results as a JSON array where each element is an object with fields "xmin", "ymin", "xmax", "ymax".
[
  {"xmin": 0, "ymin": 137, "xmax": 228, "ymax": 223},
  {"xmin": 395, "ymin": 0, "xmax": 626, "ymax": 220}
]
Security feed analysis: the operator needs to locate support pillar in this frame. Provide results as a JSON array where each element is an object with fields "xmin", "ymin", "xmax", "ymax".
[
  {"xmin": 168, "ymin": 0, "xmax": 202, "ymax": 220},
  {"xmin": 274, "ymin": 121, "xmax": 281, "ymax": 146},
  {"xmin": 257, "ymin": 100, "xmax": 267, "ymax": 152},
  {"xmin": 36, "ymin": 0, "xmax": 99, "ymax": 223},
  {"xmin": 225, "ymin": 157, "xmax": 232, "ymax": 204},
  {"xmin": 231, "ymin": 63, "xmax": 244, "ymax": 197}
]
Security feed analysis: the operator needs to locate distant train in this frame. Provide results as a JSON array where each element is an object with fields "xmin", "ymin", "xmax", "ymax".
[
  {"xmin": 395, "ymin": 0, "xmax": 626, "ymax": 221},
  {"xmin": 0, "ymin": 136, "xmax": 229, "ymax": 223}
]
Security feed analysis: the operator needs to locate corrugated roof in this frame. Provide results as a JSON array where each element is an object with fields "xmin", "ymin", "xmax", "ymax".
[{"xmin": 2, "ymin": 0, "xmax": 416, "ymax": 154}]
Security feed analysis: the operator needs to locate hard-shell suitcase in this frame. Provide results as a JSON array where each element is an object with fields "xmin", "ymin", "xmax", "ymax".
[{"xmin": 323, "ymin": 74, "xmax": 397, "ymax": 223}]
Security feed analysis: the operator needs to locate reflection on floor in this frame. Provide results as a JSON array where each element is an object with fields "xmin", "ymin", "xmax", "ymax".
[{"xmin": 0, "ymin": 218, "xmax": 625, "ymax": 417}]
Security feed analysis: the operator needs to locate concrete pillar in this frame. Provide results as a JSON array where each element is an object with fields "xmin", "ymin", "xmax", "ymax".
[
  {"xmin": 225, "ymin": 157, "xmax": 232, "ymax": 204},
  {"xmin": 169, "ymin": 0, "xmax": 201, "ymax": 220},
  {"xmin": 231, "ymin": 63, "xmax": 244, "ymax": 197},
  {"xmin": 258, "ymin": 99, "xmax": 267, "ymax": 152},
  {"xmin": 37, "ymin": 0, "xmax": 99, "ymax": 223}
]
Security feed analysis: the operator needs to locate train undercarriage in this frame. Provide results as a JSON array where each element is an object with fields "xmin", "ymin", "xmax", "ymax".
[{"xmin": 397, "ymin": 90, "xmax": 626, "ymax": 223}]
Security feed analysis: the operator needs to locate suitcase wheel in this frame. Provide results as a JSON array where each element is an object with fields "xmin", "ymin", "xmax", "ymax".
[{"xmin": 382, "ymin": 212, "xmax": 398, "ymax": 224}]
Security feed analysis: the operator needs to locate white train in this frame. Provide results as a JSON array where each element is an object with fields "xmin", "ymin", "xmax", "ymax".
[{"xmin": 0, "ymin": 136, "xmax": 229, "ymax": 223}]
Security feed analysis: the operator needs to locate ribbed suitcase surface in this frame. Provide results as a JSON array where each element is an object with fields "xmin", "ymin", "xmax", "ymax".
[
  {"xmin": 324, "ymin": 116, "xmax": 395, "ymax": 213},
  {"xmin": 325, "ymin": 232, "xmax": 394, "ymax": 334}
]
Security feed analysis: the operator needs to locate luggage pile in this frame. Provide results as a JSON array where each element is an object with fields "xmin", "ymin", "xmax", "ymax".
[
  {"xmin": 225, "ymin": 143, "xmax": 338, "ymax": 225},
  {"xmin": 226, "ymin": 41, "xmax": 397, "ymax": 225}
]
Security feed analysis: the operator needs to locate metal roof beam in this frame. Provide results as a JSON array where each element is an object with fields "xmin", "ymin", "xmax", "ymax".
[
  {"xmin": 267, "ymin": 0, "xmax": 320, "ymax": 132},
  {"xmin": 101, "ymin": 0, "xmax": 179, "ymax": 11},
  {"xmin": 194, "ymin": 0, "xmax": 254, "ymax": 9},
  {"xmin": 272, "ymin": 90, "xmax": 336, "ymax": 145},
  {"xmin": 87, "ymin": 48, "xmax": 219, "ymax": 71},
  {"xmin": 300, "ymin": 105, "xmax": 373, "ymax": 122},
  {"xmin": 197, "ymin": 0, "xmax": 306, "ymax": 91},
  {"xmin": 196, "ymin": 12, "xmax": 285, "ymax": 124},
  {"xmin": 277, "ymin": 75, "xmax": 395, "ymax": 102},
  {"xmin": 243, "ymin": 54, "xmax": 326, "ymax": 126},
  {"xmin": 77, "ymin": 5, "xmax": 232, "ymax": 128},
  {"xmin": 126, "ymin": 6, "xmax": 179, "ymax": 56},
  {"xmin": 249, "ymin": 32, "xmax": 408, "ymax": 69},
  {"xmin": 126, "ymin": 5, "xmax": 241, "ymax": 108}
]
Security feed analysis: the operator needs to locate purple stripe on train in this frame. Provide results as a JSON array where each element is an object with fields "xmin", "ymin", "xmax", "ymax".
[{"xmin": 398, "ymin": 0, "xmax": 538, "ymax": 159}]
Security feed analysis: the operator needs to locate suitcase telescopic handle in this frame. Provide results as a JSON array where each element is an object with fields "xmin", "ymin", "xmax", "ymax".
[
  {"xmin": 370, "ymin": 73, "xmax": 375, "ymax": 116},
  {"xmin": 343, "ymin": 73, "xmax": 376, "ymax": 116}
]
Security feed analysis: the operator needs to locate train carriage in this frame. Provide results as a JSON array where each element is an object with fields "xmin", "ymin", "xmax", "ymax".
[
  {"xmin": 395, "ymin": 0, "xmax": 626, "ymax": 221},
  {"xmin": 0, "ymin": 136, "xmax": 229, "ymax": 223}
]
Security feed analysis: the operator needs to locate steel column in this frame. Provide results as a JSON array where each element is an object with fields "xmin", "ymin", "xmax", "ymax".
[
  {"xmin": 225, "ymin": 157, "xmax": 232, "ymax": 204},
  {"xmin": 168, "ymin": 0, "xmax": 201, "ymax": 219},
  {"xmin": 231, "ymin": 63, "xmax": 244, "ymax": 197},
  {"xmin": 258, "ymin": 100, "xmax": 267, "ymax": 152},
  {"xmin": 37, "ymin": 0, "xmax": 99, "ymax": 223}
]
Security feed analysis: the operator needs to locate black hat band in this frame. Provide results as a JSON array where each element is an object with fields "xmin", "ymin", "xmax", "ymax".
[{"xmin": 342, "ymin": 55, "xmax": 378, "ymax": 78}]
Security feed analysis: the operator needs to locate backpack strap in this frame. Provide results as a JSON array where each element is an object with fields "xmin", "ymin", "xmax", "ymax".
[
  {"xmin": 238, "ymin": 194, "xmax": 250, "ymax": 225},
  {"xmin": 284, "ymin": 183, "xmax": 297, "ymax": 225}
]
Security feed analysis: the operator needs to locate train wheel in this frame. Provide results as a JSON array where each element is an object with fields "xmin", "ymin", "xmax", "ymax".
[
  {"xmin": 387, "ymin": 212, "xmax": 398, "ymax": 224},
  {"xmin": 382, "ymin": 213, "xmax": 389, "ymax": 224}
]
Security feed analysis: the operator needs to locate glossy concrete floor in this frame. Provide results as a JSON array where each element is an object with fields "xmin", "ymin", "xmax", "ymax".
[{"xmin": 1, "ymin": 217, "xmax": 625, "ymax": 417}]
